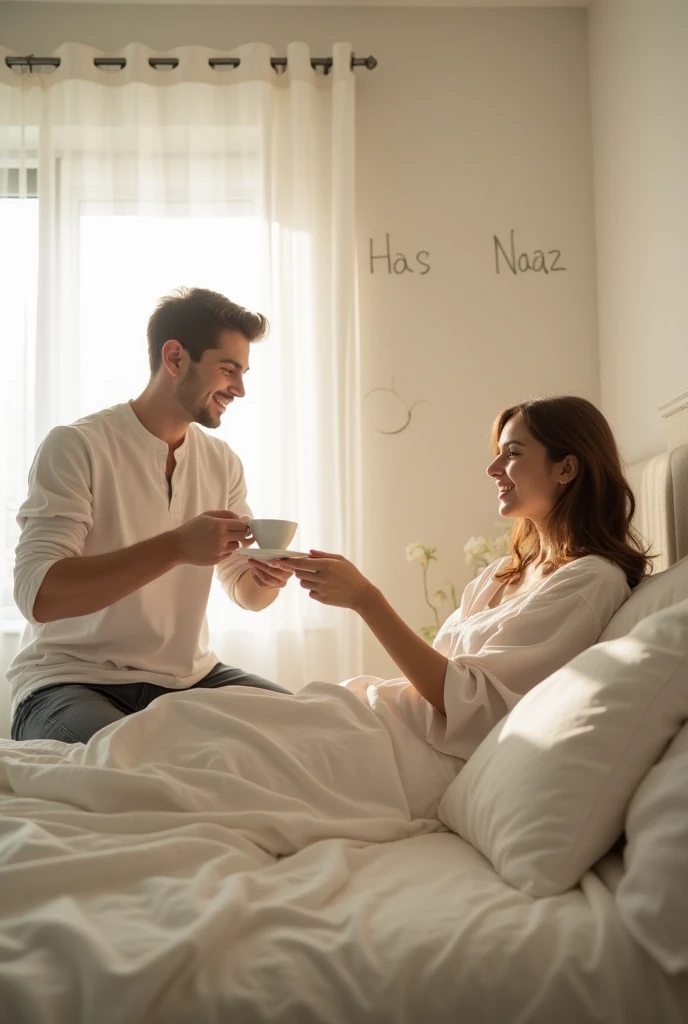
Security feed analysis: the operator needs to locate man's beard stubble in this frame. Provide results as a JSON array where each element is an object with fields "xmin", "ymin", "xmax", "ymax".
[{"xmin": 176, "ymin": 363, "xmax": 219, "ymax": 430}]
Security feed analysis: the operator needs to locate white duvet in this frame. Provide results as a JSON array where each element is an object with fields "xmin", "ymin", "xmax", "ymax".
[
  {"xmin": 1, "ymin": 680, "xmax": 685, "ymax": 1024},
  {"xmin": 0, "ymin": 679, "xmax": 457, "ymax": 1020}
]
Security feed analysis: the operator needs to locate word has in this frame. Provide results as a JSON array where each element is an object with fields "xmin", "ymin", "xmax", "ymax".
[
  {"xmin": 494, "ymin": 229, "xmax": 566, "ymax": 275},
  {"xmin": 370, "ymin": 234, "xmax": 430, "ymax": 275}
]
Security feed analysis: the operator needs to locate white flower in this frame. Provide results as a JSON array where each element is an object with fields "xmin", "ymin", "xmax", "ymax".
[
  {"xmin": 405, "ymin": 543, "xmax": 427, "ymax": 565},
  {"xmin": 486, "ymin": 532, "xmax": 511, "ymax": 561},
  {"xmin": 464, "ymin": 529, "xmax": 511, "ymax": 569},
  {"xmin": 463, "ymin": 535, "xmax": 489, "ymax": 566}
]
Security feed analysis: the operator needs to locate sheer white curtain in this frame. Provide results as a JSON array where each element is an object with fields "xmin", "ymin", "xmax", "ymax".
[{"xmin": 0, "ymin": 41, "xmax": 363, "ymax": 712}]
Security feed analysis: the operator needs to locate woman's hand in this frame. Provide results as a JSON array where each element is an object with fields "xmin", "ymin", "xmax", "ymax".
[
  {"xmin": 288, "ymin": 550, "xmax": 376, "ymax": 610},
  {"xmin": 291, "ymin": 550, "xmax": 449, "ymax": 713}
]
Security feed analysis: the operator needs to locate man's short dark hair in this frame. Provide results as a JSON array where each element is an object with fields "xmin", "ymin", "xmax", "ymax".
[{"xmin": 147, "ymin": 287, "xmax": 269, "ymax": 374}]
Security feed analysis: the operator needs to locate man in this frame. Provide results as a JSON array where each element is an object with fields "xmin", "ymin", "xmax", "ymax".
[{"xmin": 9, "ymin": 287, "xmax": 294, "ymax": 743}]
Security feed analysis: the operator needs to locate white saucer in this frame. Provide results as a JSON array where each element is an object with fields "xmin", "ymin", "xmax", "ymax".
[{"xmin": 242, "ymin": 548, "xmax": 309, "ymax": 561}]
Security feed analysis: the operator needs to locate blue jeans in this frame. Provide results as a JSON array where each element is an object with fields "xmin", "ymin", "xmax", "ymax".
[{"xmin": 11, "ymin": 663, "xmax": 290, "ymax": 744}]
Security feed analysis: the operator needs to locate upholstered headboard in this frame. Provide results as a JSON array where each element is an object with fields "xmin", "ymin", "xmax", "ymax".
[{"xmin": 628, "ymin": 442, "xmax": 688, "ymax": 574}]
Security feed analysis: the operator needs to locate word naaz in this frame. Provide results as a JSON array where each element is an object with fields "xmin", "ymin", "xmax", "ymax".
[{"xmin": 494, "ymin": 229, "xmax": 566, "ymax": 275}]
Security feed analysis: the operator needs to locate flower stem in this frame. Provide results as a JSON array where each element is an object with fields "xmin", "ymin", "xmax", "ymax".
[{"xmin": 422, "ymin": 563, "xmax": 440, "ymax": 628}]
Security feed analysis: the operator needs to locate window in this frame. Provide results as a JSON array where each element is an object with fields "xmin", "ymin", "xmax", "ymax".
[
  {"xmin": 0, "ymin": 180, "xmax": 38, "ymax": 630},
  {"xmin": 77, "ymin": 202, "xmax": 271, "ymax": 633},
  {"xmin": 1, "ymin": 190, "xmax": 272, "ymax": 633}
]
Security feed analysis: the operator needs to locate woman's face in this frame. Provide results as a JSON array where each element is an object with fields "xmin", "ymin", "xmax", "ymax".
[{"xmin": 486, "ymin": 412, "xmax": 576, "ymax": 523}]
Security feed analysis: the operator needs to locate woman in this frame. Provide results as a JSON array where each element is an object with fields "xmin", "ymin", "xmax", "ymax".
[{"xmin": 249, "ymin": 395, "xmax": 650, "ymax": 760}]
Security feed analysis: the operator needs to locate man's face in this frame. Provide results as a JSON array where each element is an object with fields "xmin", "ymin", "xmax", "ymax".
[{"xmin": 175, "ymin": 329, "xmax": 250, "ymax": 429}]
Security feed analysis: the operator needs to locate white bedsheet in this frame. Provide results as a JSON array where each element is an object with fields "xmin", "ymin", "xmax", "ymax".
[{"xmin": 0, "ymin": 681, "xmax": 685, "ymax": 1023}]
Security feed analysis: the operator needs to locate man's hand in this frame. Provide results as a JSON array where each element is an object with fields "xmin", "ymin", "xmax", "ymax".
[
  {"xmin": 173, "ymin": 510, "xmax": 248, "ymax": 566},
  {"xmin": 238, "ymin": 516, "xmax": 256, "ymax": 547},
  {"xmin": 31, "ymin": 511, "xmax": 250, "ymax": 624},
  {"xmin": 246, "ymin": 557, "xmax": 295, "ymax": 591}
]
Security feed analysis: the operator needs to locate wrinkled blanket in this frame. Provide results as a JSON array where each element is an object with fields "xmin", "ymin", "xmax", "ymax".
[{"xmin": 0, "ymin": 678, "xmax": 460, "ymax": 1023}]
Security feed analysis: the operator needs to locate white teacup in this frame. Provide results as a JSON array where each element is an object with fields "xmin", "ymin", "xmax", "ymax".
[{"xmin": 247, "ymin": 518, "xmax": 298, "ymax": 550}]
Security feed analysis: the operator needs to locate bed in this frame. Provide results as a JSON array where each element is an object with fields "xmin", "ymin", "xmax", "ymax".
[{"xmin": 1, "ymin": 440, "xmax": 687, "ymax": 1024}]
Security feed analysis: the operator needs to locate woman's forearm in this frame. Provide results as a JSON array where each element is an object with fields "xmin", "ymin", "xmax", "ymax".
[{"xmin": 354, "ymin": 587, "xmax": 449, "ymax": 714}]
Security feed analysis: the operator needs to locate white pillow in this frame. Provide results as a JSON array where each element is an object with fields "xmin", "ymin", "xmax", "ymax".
[
  {"xmin": 437, "ymin": 599, "xmax": 688, "ymax": 898},
  {"xmin": 599, "ymin": 555, "xmax": 688, "ymax": 642},
  {"xmin": 617, "ymin": 723, "xmax": 688, "ymax": 974}
]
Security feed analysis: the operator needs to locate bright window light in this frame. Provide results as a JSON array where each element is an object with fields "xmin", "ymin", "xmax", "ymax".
[
  {"xmin": 0, "ymin": 197, "xmax": 38, "ymax": 629},
  {"xmin": 2, "ymin": 200, "xmax": 277, "ymax": 634}
]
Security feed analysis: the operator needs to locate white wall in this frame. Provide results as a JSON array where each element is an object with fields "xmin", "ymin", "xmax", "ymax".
[
  {"xmin": 589, "ymin": 0, "xmax": 688, "ymax": 466},
  {"xmin": 1, "ymin": 3, "xmax": 599, "ymax": 678}
]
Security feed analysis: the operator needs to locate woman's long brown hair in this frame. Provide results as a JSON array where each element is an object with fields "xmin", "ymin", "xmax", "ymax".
[{"xmin": 492, "ymin": 396, "xmax": 652, "ymax": 589}]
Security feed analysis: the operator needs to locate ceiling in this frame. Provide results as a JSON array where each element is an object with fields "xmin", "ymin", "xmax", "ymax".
[{"xmin": 9, "ymin": 0, "xmax": 590, "ymax": 7}]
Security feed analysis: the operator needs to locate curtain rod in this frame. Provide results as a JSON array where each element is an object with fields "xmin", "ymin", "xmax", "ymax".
[{"xmin": 5, "ymin": 54, "xmax": 378, "ymax": 74}]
